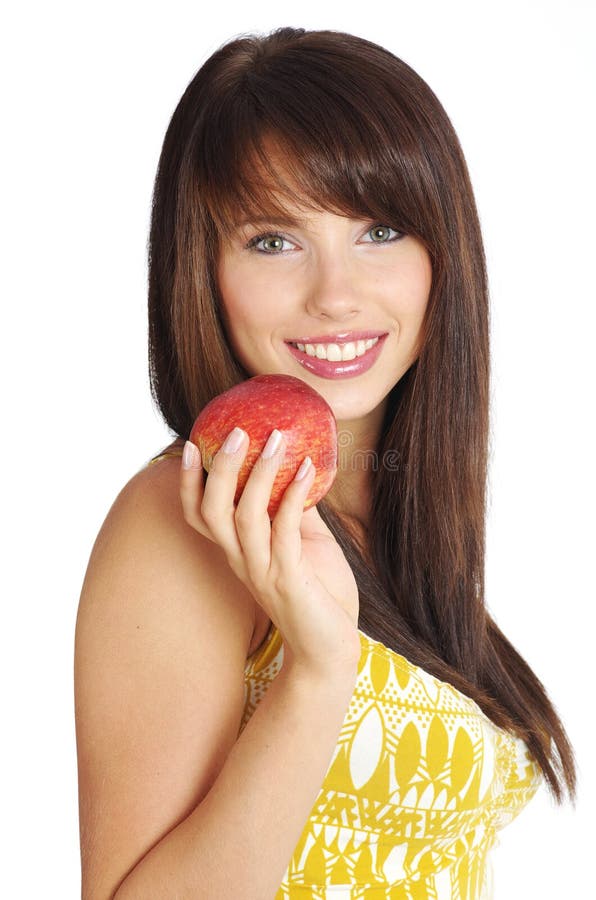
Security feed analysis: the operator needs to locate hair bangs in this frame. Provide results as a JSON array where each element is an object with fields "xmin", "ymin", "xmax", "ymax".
[{"xmin": 196, "ymin": 79, "xmax": 431, "ymax": 248}]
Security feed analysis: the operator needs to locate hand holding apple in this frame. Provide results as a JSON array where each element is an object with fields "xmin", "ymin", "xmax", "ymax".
[{"xmin": 189, "ymin": 374, "xmax": 338, "ymax": 519}]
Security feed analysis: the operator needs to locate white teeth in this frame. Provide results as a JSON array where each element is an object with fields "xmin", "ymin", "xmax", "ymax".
[
  {"xmin": 323, "ymin": 343, "xmax": 342, "ymax": 361},
  {"xmin": 292, "ymin": 337, "xmax": 379, "ymax": 361}
]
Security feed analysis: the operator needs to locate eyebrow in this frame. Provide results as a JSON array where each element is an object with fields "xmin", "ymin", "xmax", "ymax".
[{"xmin": 237, "ymin": 214, "xmax": 311, "ymax": 229}]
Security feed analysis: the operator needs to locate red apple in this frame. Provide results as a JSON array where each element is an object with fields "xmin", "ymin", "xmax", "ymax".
[{"xmin": 189, "ymin": 374, "xmax": 338, "ymax": 519}]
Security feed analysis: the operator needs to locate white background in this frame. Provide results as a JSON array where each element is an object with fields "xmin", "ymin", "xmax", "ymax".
[{"xmin": 2, "ymin": 0, "xmax": 594, "ymax": 896}]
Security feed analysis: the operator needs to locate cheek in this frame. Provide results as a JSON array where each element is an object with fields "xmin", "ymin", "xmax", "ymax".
[
  {"xmin": 381, "ymin": 249, "xmax": 432, "ymax": 368},
  {"xmin": 217, "ymin": 263, "xmax": 280, "ymax": 356},
  {"xmin": 217, "ymin": 256, "xmax": 255, "ymax": 342},
  {"xmin": 394, "ymin": 252, "xmax": 433, "ymax": 323},
  {"xmin": 217, "ymin": 252, "xmax": 280, "ymax": 325}
]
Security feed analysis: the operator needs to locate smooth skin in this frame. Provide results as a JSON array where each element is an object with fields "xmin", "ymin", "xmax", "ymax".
[
  {"xmin": 75, "ymin": 425, "xmax": 361, "ymax": 899},
  {"xmin": 75, "ymin": 200, "xmax": 431, "ymax": 898},
  {"xmin": 179, "ymin": 429, "xmax": 361, "ymax": 675},
  {"xmin": 217, "ymin": 205, "xmax": 432, "ymax": 528}
]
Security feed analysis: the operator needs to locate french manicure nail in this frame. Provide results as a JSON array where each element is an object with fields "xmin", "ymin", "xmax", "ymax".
[
  {"xmin": 182, "ymin": 441, "xmax": 200, "ymax": 469},
  {"xmin": 294, "ymin": 456, "xmax": 312, "ymax": 481},
  {"xmin": 222, "ymin": 427, "xmax": 245, "ymax": 455},
  {"xmin": 261, "ymin": 429, "xmax": 283, "ymax": 460}
]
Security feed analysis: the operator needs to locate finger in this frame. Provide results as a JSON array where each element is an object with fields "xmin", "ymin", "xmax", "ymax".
[
  {"xmin": 180, "ymin": 440, "xmax": 209, "ymax": 534},
  {"xmin": 234, "ymin": 429, "xmax": 287, "ymax": 581},
  {"xmin": 200, "ymin": 427, "xmax": 248, "ymax": 555},
  {"xmin": 269, "ymin": 456, "xmax": 317, "ymax": 571}
]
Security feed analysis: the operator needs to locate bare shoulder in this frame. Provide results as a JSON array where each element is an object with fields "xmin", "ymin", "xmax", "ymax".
[
  {"xmin": 78, "ymin": 449, "xmax": 258, "ymax": 644},
  {"xmin": 74, "ymin": 451, "xmax": 258, "ymax": 898}
]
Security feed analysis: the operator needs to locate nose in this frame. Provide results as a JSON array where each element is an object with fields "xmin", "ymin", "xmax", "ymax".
[{"xmin": 304, "ymin": 255, "xmax": 362, "ymax": 321}]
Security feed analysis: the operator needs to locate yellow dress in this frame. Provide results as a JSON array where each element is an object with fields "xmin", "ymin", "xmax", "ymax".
[
  {"xmin": 241, "ymin": 623, "xmax": 542, "ymax": 900},
  {"xmin": 147, "ymin": 448, "xmax": 542, "ymax": 897}
]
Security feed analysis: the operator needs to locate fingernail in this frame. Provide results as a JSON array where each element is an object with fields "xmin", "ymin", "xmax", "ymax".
[
  {"xmin": 182, "ymin": 441, "xmax": 201, "ymax": 469},
  {"xmin": 222, "ymin": 427, "xmax": 245, "ymax": 455},
  {"xmin": 261, "ymin": 429, "xmax": 283, "ymax": 460},
  {"xmin": 294, "ymin": 456, "xmax": 312, "ymax": 481}
]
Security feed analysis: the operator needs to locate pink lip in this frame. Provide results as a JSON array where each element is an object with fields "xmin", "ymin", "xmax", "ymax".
[
  {"xmin": 285, "ymin": 333, "xmax": 388, "ymax": 379},
  {"xmin": 286, "ymin": 330, "xmax": 387, "ymax": 345}
]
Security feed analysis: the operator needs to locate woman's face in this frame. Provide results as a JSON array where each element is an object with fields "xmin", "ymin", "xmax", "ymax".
[{"xmin": 216, "ymin": 198, "xmax": 432, "ymax": 428}]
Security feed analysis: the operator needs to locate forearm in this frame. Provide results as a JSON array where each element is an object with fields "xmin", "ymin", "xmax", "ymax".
[{"xmin": 113, "ymin": 663, "xmax": 357, "ymax": 900}]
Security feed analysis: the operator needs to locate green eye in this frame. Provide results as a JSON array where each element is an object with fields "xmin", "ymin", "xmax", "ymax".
[
  {"xmin": 246, "ymin": 233, "xmax": 290, "ymax": 253},
  {"xmin": 367, "ymin": 225, "xmax": 401, "ymax": 243},
  {"xmin": 261, "ymin": 235, "xmax": 285, "ymax": 252}
]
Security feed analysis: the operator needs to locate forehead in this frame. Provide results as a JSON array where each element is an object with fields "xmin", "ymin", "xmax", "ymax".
[
  {"xmin": 235, "ymin": 208, "xmax": 342, "ymax": 233},
  {"xmin": 218, "ymin": 196, "xmax": 347, "ymax": 244},
  {"xmin": 206, "ymin": 134, "xmax": 361, "ymax": 239},
  {"xmin": 237, "ymin": 209, "xmax": 314, "ymax": 229}
]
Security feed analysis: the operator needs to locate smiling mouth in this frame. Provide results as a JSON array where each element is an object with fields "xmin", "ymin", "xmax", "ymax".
[{"xmin": 288, "ymin": 337, "xmax": 380, "ymax": 362}]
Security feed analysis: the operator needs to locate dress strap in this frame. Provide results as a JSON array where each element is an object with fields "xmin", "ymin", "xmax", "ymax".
[{"xmin": 146, "ymin": 442, "xmax": 185, "ymax": 467}]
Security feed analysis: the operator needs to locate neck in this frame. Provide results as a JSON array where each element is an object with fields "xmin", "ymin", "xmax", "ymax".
[{"xmin": 325, "ymin": 400, "xmax": 386, "ymax": 531}]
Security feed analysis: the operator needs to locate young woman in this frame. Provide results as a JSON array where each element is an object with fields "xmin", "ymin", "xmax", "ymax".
[{"xmin": 74, "ymin": 27, "xmax": 576, "ymax": 899}]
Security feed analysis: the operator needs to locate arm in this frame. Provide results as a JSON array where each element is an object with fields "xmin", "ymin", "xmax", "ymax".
[
  {"xmin": 75, "ymin": 455, "xmax": 358, "ymax": 900},
  {"xmin": 115, "ymin": 649, "xmax": 355, "ymax": 899}
]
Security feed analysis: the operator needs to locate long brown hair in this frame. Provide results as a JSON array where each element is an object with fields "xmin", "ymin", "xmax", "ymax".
[{"xmin": 147, "ymin": 27, "xmax": 575, "ymax": 801}]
